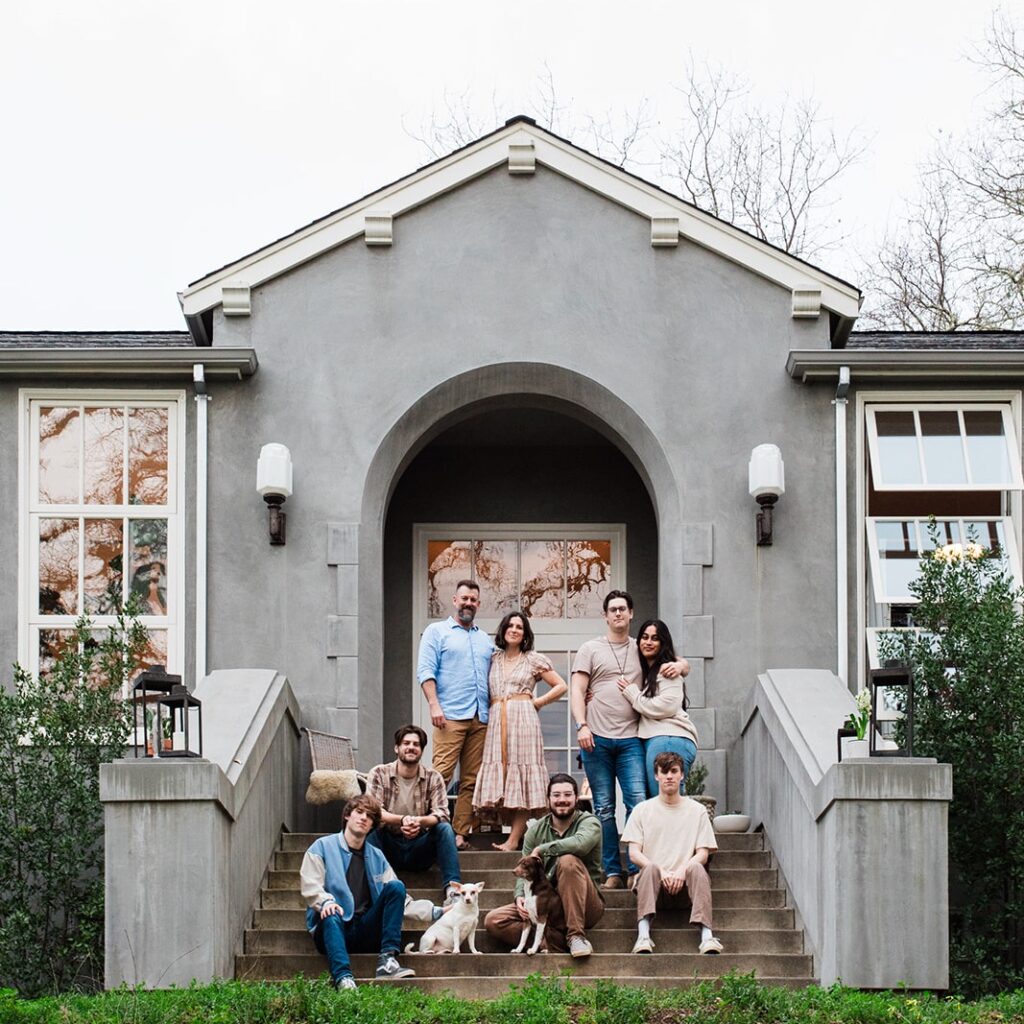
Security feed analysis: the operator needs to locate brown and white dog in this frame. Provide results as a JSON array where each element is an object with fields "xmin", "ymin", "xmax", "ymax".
[
  {"xmin": 405, "ymin": 881, "xmax": 485, "ymax": 954},
  {"xmin": 511, "ymin": 855, "xmax": 558, "ymax": 955}
]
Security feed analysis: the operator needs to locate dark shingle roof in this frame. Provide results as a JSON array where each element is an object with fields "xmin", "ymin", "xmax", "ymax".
[
  {"xmin": 0, "ymin": 332, "xmax": 193, "ymax": 349},
  {"xmin": 848, "ymin": 331, "xmax": 1024, "ymax": 351}
]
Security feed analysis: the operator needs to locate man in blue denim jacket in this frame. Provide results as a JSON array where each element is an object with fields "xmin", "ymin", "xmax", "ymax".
[{"xmin": 300, "ymin": 794, "xmax": 415, "ymax": 989}]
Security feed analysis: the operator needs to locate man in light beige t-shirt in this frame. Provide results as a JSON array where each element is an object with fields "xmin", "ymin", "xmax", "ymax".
[{"xmin": 620, "ymin": 749, "xmax": 723, "ymax": 955}]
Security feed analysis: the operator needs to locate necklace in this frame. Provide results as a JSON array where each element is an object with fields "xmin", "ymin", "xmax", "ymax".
[{"xmin": 606, "ymin": 637, "xmax": 632, "ymax": 678}]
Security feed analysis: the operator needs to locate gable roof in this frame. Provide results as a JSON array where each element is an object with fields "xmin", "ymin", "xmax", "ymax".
[{"xmin": 178, "ymin": 116, "xmax": 862, "ymax": 343}]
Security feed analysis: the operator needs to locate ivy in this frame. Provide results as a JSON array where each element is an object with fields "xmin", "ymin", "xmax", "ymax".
[
  {"xmin": 882, "ymin": 525, "xmax": 1024, "ymax": 996},
  {"xmin": 0, "ymin": 602, "xmax": 147, "ymax": 996}
]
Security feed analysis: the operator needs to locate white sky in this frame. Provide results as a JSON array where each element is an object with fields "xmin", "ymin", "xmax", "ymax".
[{"xmin": 0, "ymin": 0, "xmax": 1004, "ymax": 330}]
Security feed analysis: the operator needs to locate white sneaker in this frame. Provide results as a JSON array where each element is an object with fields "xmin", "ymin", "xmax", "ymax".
[
  {"xmin": 699, "ymin": 936, "xmax": 723, "ymax": 955},
  {"xmin": 631, "ymin": 935, "xmax": 655, "ymax": 954}
]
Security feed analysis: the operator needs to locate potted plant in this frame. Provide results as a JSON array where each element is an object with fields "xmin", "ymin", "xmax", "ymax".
[
  {"xmin": 161, "ymin": 715, "xmax": 173, "ymax": 751},
  {"xmin": 685, "ymin": 761, "xmax": 716, "ymax": 821},
  {"xmin": 842, "ymin": 687, "xmax": 872, "ymax": 759},
  {"xmin": 714, "ymin": 809, "xmax": 751, "ymax": 833}
]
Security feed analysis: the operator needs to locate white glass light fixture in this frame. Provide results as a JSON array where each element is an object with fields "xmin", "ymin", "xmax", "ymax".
[
  {"xmin": 256, "ymin": 443, "xmax": 293, "ymax": 545},
  {"xmin": 748, "ymin": 444, "xmax": 785, "ymax": 546}
]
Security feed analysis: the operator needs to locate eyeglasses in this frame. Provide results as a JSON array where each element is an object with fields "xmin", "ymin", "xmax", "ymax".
[{"xmin": 607, "ymin": 606, "xmax": 630, "ymax": 615}]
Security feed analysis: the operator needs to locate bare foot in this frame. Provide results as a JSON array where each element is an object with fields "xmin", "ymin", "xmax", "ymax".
[
  {"xmin": 491, "ymin": 841, "xmax": 520, "ymax": 852},
  {"xmin": 455, "ymin": 835, "xmax": 471, "ymax": 851}
]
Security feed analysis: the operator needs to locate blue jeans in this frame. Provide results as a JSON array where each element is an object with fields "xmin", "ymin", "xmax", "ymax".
[
  {"xmin": 643, "ymin": 735, "xmax": 698, "ymax": 798},
  {"xmin": 581, "ymin": 735, "xmax": 647, "ymax": 878},
  {"xmin": 366, "ymin": 822, "xmax": 461, "ymax": 893},
  {"xmin": 312, "ymin": 878, "xmax": 406, "ymax": 981}
]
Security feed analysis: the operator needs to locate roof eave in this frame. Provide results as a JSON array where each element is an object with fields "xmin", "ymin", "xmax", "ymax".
[
  {"xmin": 0, "ymin": 347, "xmax": 258, "ymax": 379},
  {"xmin": 788, "ymin": 349, "xmax": 1024, "ymax": 382}
]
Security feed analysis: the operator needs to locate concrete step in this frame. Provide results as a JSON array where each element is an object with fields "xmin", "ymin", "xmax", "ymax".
[
  {"xmin": 267, "ymin": 866, "xmax": 778, "ymax": 891},
  {"xmin": 235, "ymin": 950, "xmax": 813, "ymax": 980},
  {"xmin": 260, "ymin": 885, "xmax": 788, "ymax": 911},
  {"xmin": 278, "ymin": 831, "xmax": 766, "ymax": 853},
  {"xmin": 253, "ymin": 904, "xmax": 796, "ymax": 931},
  {"xmin": 273, "ymin": 848, "xmax": 771, "ymax": 871},
  {"xmin": 245, "ymin": 926, "xmax": 804, "ymax": 955}
]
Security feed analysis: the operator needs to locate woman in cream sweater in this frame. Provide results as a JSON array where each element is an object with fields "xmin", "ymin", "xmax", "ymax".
[{"xmin": 617, "ymin": 619, "xmax": 699, "ymax": 797}]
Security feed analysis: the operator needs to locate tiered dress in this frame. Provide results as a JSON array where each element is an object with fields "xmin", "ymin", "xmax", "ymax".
[{"xmin": 472, "ymin": 650, "xmax": 553, "ymax": 816}]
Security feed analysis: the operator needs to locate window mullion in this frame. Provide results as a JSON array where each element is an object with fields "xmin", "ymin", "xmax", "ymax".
[
  {"xmin": 958, "ymin": 410, "xmax": 974, "ymax": 486},
  {"xmin": 913, "ymin": 409, "xmax": 928, "ymax": 486}
]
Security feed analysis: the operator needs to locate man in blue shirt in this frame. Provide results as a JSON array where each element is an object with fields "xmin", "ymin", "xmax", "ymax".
[{"xmin": 417, "ymin": 579, "xmax": 493, "ymax": 848}]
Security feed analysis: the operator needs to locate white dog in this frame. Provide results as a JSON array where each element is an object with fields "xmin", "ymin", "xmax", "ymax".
[{"xmin": 405, "ymin": 881, "xmax": 485, "ymax": 954}]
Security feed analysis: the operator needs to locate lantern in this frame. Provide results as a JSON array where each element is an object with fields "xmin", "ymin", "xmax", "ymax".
[
  {"xmin": 131, "ymin": 666, "xmax": 180, "ymax": 758},
  {"xmin": 156, "ymin": 684, "xmax": 202, "ymax": 758},
  {"xmin": 869, "ymin": 668, "xmax": 914, "ymax": 757}
]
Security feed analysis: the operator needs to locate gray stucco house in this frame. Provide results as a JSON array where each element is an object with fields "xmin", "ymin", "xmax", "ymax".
[{"xmin": 2, "ymin": 116, "xmax": 1016, "ymax": 991}]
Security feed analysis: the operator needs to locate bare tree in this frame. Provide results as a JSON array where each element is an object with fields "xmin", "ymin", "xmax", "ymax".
[
  {"xmin": 404, "ymin": 61, "xmax": 863, "ymax": 260},
  {"xmin": 862, "ymin": 9, "xmax": 1024, "ymax": 329}
]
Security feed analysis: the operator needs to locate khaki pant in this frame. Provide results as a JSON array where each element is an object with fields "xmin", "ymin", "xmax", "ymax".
[
  {"xmin": 484, "ymin": 854, "xmax": 605, "ymax": 951},
  {"xmin": 634, "ymin": 860, "xmax": 713, "ymax": 929},
  {"xmin": 430, "ymin": 716, "xmax": 487, "ymax": 837}
]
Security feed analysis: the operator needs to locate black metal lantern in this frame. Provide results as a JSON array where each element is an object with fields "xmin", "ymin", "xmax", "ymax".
[
  {"xmin": 156, "ymin": 684, "xmax": 202, "ymax": 758},
  {"xmin": 131, "ymin": 666, "xmax": 180, "ymax": 758},
  {"xmin": 869, "ymin": 667, "xmax": 914, "ymax": 757}
]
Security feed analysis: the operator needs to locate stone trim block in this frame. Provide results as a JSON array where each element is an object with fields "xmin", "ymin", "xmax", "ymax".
[
  {"xmin": 681, "ymin": 523, "xmax": 713, "ymax": 566},
  {"xmin": 327, "ymin": 522, "xmax": 359, "ymax": 565},
  {"xmin": 688, "ymin": 707, "xmax": 716, "ymax": 748},
  {"xmin": 335, "ymin": 564, "xmax": 357, "ymax": 611},
  {"xmin": 327, "ymin": 615, "xmax": 358, "ymax": 657},
  {"xmin": 682, "ymin": 615, "xmax": 713, "ymax": 658},
  {"xmin": 681, "ymin": 564, "xmax": 703, "ymax": 615},
  {"xmin": 683, "ymin": 658, "xmax": 705, "ymax": 708},
  {"xmin": 322, "ymin": 708, "xmax": 359, "ymax": 748}
]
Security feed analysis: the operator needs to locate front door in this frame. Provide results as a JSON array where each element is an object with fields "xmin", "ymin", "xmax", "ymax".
[{"xmin": 412, "ymin": 523, "xmax": 625, "ymax": 787}]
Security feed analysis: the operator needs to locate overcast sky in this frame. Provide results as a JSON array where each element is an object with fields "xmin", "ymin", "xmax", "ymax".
[{"xmin": 0, "ymin": 1, "xmax": 1004, "ymax": 330}]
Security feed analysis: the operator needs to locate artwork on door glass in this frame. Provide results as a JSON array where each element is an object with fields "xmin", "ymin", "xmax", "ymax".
[
  {"xmin": 128, "ymin": 407, "xmax": 169, "ymax": 505},
  {"xmin": 520, "ymin": 541, "xmax": 566, "ymax": 618},
  {"xmin": 474, "ymin": 541, "xmax": 518, "ymax": 617},
  {"xmin": 130, "ymin": 519, "xmax": 168, "ymax": 615},
  {"xmin": 38, "ymin": 518, "xmax": 79, "ymax": 615},
  {"xmin": 83, "ymin": 407, "xmax": 124, "ymax": 505},
  {"xmin": 83, "ymin": 518, "xmax": 124, "ymax": 615},
  {"xmin": 38, "ymin": 407, "xmax": 80, "ymax": 505},
  {"xmin": 427, "ymin": 540, "xmax": 471, "ymax": 617},
  {"xmin": 566, "ymin": 540, "xmax": 611, "ymax": 618}
]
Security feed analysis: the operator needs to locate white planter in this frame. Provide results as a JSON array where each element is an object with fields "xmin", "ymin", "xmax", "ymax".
[
  {"xmin": 842, "ymin": 737, "xmax": 870, "ymax": 760},
  {"xmin": 713, "ymin": 813, "xmax": 750, "ymax": 833}
]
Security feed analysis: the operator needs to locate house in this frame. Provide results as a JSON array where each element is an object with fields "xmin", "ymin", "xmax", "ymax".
[{"xmin": 3, "ymin": 116, "xmax": 1009, "ymax": 991}]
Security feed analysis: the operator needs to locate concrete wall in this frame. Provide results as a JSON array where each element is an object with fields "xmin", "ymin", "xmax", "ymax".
[
  {"xmin": 101, "ymin": 669, "xmax": 299, "ymax": 988},
  {"xmin": 199, "ymin": 163, "xmax": 836, "ymax": 775},
  {"xmin": 743, "ymin": 668, "xmax": 951, "ymax": 988}
]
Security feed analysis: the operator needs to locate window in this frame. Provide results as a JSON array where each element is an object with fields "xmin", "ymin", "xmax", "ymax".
[{"xmin": 21, "ymin": 394, "xmax": 184, "ymax": 683}]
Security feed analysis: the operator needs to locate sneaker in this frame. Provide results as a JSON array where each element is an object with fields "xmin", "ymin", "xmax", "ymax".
[
  {"xmin": 333, "ymin": 974, "xmax": 357, "ymax": 990},
  {"xmin": 631, "ymin": 935, "xmax": 655, "ymax": 954},
  {"xmin": 601, "ymin": 874, "xmax": 625, "ymax": 890},
  {"xmin": 375, "ymin": 954, "xmax": 415, "ymax": 980},
  {"xmin": 698, "ymin": 936, "xmax": 724, "ymax": 955},
  {"xmin": 568, "ymin": 936, "xmax": 593, "ymax": 959}
]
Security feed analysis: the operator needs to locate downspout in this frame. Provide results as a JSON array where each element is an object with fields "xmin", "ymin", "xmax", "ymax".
[
  {"xmin": 834, "ymin": 366, "xmax": 850, "ymax": 683},
  {"xmin": 193, "ymin": 364, "xmax": 209, "ymax": 684}
]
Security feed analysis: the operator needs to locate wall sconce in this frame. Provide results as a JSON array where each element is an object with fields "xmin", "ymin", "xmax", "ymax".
[
  {"xmin": 748, "ymin": 444, "xmax": 785, "ymax": 546},
  {"xmin": 257, "ymin": 443, "xmax": 293, "ymax": 546}
]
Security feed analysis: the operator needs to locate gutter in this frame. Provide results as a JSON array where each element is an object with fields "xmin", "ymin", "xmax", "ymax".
[
  {"xmin": 0, "ymin": 347, "xmax": 257, "ymax": 378},
  {"xmin": 788, "ymin": 349, "xmax": 1024, "ymax": 382}
]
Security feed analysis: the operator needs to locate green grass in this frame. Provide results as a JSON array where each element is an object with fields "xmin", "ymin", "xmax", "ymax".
[{"xmin": 3, "ymin": 974, "xmax": 1024, "ymax": 1024}]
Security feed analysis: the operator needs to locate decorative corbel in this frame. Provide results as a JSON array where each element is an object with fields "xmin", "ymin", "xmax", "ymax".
[
  {"xmin": 651, "ymin": 217, "xmax": 680, "ymax": 247},
  {"xmin": 508, "ymin": 140, "xmax": 536, "ymax": 175},
  {"xmin": 792, "ymin": 287, "xmax": 822, "ymax": 319},
  {"xmin": 222, "ymin": 283, "xmax": 251, "ymax": 317},
  {"xmin": 364, "ymin": 213, "xmax": 393, "ymax": 247}
]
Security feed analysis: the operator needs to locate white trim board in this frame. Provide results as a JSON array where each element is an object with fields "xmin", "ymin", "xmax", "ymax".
[{"xmin": 180, "ymin": 121, "xmax": 861, "ymax": 322}]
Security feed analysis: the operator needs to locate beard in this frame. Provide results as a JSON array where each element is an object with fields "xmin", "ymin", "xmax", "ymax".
[{"xmin": 456, "ymin": 605, "xmax": 477, "ymax": 624}]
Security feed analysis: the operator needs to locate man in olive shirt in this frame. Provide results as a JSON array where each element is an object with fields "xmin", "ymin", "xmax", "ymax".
[{"xmin": 484, "ymin": 773, "xmax": 603, "ymax": 958}]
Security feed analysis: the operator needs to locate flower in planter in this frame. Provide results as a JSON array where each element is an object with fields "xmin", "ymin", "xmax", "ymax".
[{"xmin": 844, "ymin": 687, "xmax": 872, "ymax": 740}]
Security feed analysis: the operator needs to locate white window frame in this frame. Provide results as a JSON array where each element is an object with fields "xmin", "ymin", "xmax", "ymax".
[
  {"xmin": 866, "ymin": 516, "xmax": 1021, "ymax": 604},
  {"xmin": 866, "ymin": 403, "xmax": 1024, "ymax": 491},
  {"xmin": 865, "ymin": 627, "xmax": 919, "ymax": 671},
  {"xmin": 18, "ymin": 388, "xmax": 187, "ymax": 681},
  {"xmin": 855, "ymin": 390, "xmax": 1024, "ymax": 691}
]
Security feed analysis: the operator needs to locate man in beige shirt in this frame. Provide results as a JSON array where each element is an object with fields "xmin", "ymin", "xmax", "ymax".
[{"xmin": 620, "ymin": 749, "xmax": 723, "ymax": 955}]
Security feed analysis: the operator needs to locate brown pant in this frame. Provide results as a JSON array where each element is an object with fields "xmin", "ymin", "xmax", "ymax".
[
  {"xmin": 430, "ymin": 716, "xmax": 487, "ymax": 837},
  {"xmin": 484, "ymin": 855, "xmax": 604, "ymax": 951},
  {"xmin": 634, "ymin": 861, "xmax": 713, "ymax": 929}
]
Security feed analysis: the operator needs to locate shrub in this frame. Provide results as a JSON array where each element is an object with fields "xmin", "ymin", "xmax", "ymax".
[
  {"xmin": 0, "ymin": 605, "xmax": 147, "ymax": 996},
  {"xmin": 882, "ymin": 528, "xmax": 1024, "ymax": 996}
]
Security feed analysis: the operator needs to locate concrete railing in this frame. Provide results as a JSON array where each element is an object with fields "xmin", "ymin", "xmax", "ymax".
[
  {"xmin": 742, "ymin": 669, "xmax": 952, "ymax": 989},
  {"xmin": 100, "ymin": 669, "xmax": 301, "ymax": 988}
]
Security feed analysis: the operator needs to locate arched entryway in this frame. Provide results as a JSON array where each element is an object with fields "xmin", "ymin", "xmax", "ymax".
[{"xmin": 358, "ymin": 363, "xmax": 682, "ymax": 761}]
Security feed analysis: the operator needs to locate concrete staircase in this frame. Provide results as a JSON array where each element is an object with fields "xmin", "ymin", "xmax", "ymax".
[{"xmin": 236, "ymin": 830, "xmax": 816, "ymax": 995}]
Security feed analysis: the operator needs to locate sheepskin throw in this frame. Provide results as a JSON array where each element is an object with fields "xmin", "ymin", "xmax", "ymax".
[{"xmin": 305, "ymin": 769, "xmax": 361, "ymax": 805}]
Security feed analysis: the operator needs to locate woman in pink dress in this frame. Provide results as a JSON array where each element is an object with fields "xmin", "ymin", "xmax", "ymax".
[{"xmin": 473, "ymin": 610, "xmax": 568, "ymax": 851}]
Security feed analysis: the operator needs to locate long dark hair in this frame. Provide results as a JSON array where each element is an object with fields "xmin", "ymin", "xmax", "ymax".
[
  {"xmin": 494, "ymin": 610, "xmax": 535, "ymax": 652},
  {"xmin": 636, "ymin": 619, "xmax": 685, "ymax": 706}
]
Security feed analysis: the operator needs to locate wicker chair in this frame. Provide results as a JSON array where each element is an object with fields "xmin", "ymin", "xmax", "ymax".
[{"xmin": 302, "ymin": 728, "xmax": 367, "ymax": 803}]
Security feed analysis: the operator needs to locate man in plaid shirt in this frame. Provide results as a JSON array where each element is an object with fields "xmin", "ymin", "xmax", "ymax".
[{"xmin": 366, "ymin": 724, "xmax": 462, "ymax": 903}]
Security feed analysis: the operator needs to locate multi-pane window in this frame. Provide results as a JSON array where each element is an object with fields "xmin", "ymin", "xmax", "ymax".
[
  {"xmin": 25, "ymin": 397, "xmax": 182, "ymax": 683},
  {"xmin": 863, "ymin": 401, "xmax": 1023, "ymax": 648}
]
